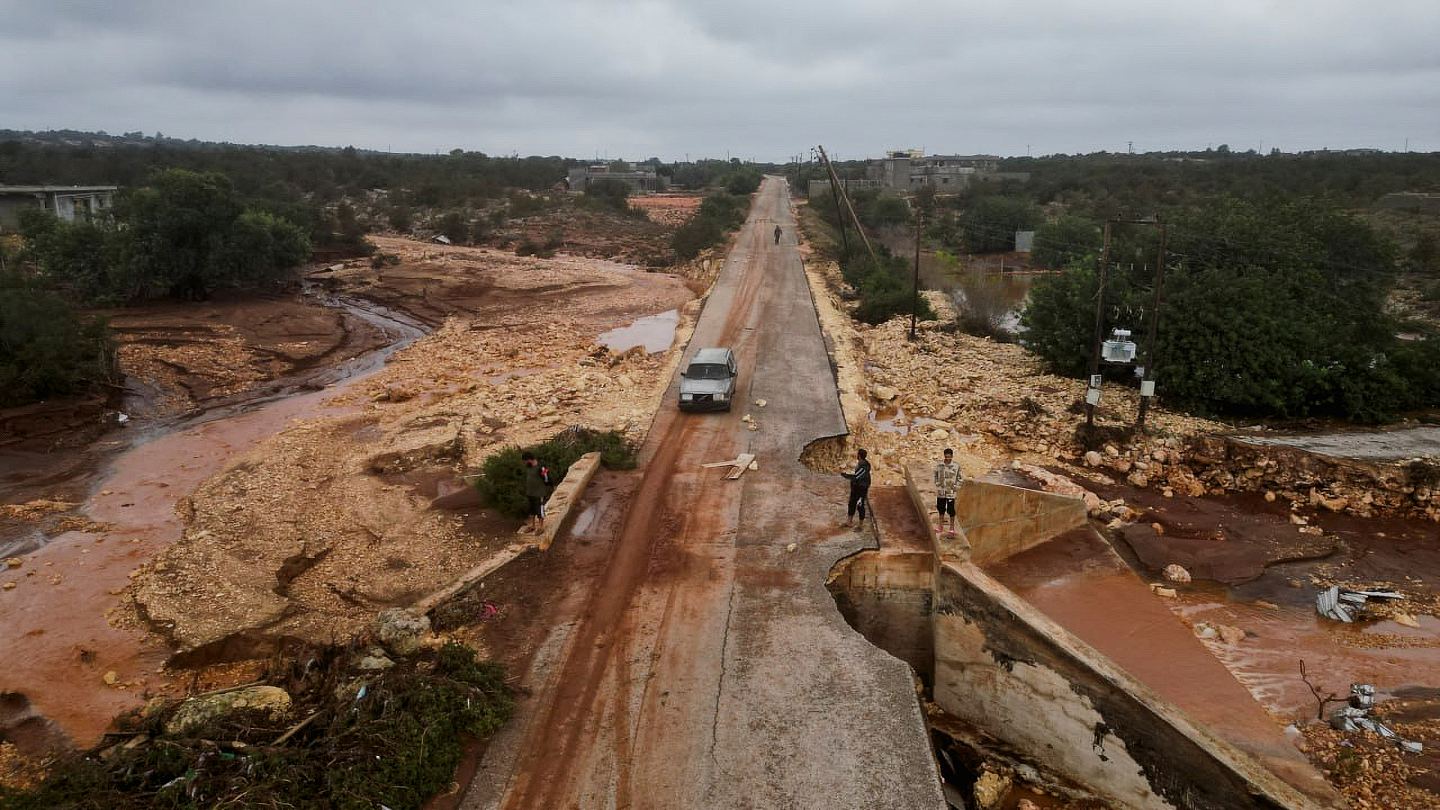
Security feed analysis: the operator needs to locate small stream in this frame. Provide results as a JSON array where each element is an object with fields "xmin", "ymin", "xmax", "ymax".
[{"xmin": 0, "ymin": 286, "xmax": 429, "ymax": 749}]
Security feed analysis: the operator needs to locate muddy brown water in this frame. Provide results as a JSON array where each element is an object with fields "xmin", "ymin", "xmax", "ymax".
[
  {"xmin": 1088, "ymin": 482, "xmax": 1440, "ymax": 725},
  {"xmin": 0, "ymin": 294, "xmax": 425, "ymax": 751}
]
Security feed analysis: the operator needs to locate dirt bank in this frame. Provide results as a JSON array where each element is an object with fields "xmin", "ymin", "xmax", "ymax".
[
  {"xmin": 0, "ymin": 292, "xmax": 395, "ymax": 558},
  {"xmin": 127, "ymin": 241, "xmax": 705, "ymax": 668}
]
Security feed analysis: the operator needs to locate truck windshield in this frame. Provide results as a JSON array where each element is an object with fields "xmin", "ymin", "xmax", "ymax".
[{"xmin": 687, "ymin": 363, "xmax": 729, "ymax": 380}]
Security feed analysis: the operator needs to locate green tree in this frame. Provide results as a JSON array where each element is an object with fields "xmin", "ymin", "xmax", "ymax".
[
  {"xmin": 584, "ymin": 178, "xmax": 632, "ymax": 213},
  {"xmin": 961, "ymin": 196, "xmax": 1040, "ymax": 253},
  {"xmin": 1021, "ymin": 197, "xmax": 1432, "ymax": 421},
  {"xmin": 1031, "ymin": 215, "xmax": 1100, "ymax": 269}
]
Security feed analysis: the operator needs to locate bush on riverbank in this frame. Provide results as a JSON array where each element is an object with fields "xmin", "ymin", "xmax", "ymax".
[
  {"xmin": 0, "ymin": 270, "xmax": 116, "ymax": 407},
  {"xmin": 474, "ymin": 428, "xmax": 637, "ymax": 518},
  {"xmin": 0, "ymin": 642, "xmax": 512, "ymax": 810}
]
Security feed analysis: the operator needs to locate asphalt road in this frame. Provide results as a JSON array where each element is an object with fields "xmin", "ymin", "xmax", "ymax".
[{"xmin": 464, "ymin": 177, "xmax": 945, "ymax": 809}]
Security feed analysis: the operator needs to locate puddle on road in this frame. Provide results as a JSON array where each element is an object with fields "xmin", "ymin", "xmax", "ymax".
[{"xmin": 598, "ymin": 309, "xmax": 679, "ymax": 355}]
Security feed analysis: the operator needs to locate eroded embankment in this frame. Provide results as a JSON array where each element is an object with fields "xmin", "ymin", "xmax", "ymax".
[{"xmin": 828, "ymin": 473, "xmax": 1341, "ymax": 809}]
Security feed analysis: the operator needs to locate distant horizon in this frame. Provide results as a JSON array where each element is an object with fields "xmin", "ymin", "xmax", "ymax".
[{"xmin": 4, "ymin": 127, "xmax": 1435, "ymax": 165}]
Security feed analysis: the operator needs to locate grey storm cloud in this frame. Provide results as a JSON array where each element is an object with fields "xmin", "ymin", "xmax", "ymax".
[{"xmin": 2, "ymin": 0, "xmax": 1438, "ymax": 159}]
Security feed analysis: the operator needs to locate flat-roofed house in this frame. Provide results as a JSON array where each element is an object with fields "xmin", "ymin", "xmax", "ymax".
[{"xmin": 0, "ymin": 185, "xmax": 118, "ymax": 231}]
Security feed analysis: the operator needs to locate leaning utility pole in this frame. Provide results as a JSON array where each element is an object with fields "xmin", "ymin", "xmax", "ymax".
[
  {"xmin": 1085, "ymin": 218, "xmax": 1168, "ymax": 431},
  {"xmin": 816, "ymin": 145, "xmax": 881, "ymax": 272}
]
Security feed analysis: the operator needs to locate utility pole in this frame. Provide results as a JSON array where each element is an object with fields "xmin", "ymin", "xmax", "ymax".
[
  {"xmin": 911, "ymin": 208, "xmax": 923, "ymax": 340},
  {"xmin": 1136, "ymin": 221, "xmax": 1168, "ymax": 429},
  {"xmin": 816, "ymin": 145, "xmax": 881, "ymax": 272},
  {"xmin": 1085, "ymin": 221, "xmax": 1113, "ymax": 429}
]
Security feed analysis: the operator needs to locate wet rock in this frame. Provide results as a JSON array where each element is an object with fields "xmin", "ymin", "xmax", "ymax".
[
  {"xmin": 1163, "ymin": 564, "xmax": 1192, "ymax": 584},
  {"xmin": 1150, "ymin": 583, "xmax": 1178, "ymax": 598},
  {"xmin": 1217, "ymin": 624, "xmax": 1246, "ymax": 645},
  {"xmin": 1126, "ymin": 471, "xmax": 1149, "ymax": 488},
  {"xmin": 165, "ymin": 685, "xmax": 292, "ymax": 736},
  {"xmin": 1103, "ymin": 444, "xmax": 1120, "ymax": 457},
  {"xmin": 869, "ymin": 385, "xmax": 900, "ymax": 402},
  {"xmin": 1194, "ymin": 622, "xmax": 1218, "ymax": 640},
  {"xmin": 1083, "ymin": 450, "xmax": 1103, "ymax": 468},
  {"xmin": 1112, "ymin": 459, "xmax": 1133, "ymax": 474},
  {"xmin": 4, "ymin": 558, "xmax": 20, "ymax": 569},
  {"xmin": 374, "ymin": 607, "xmax": 431, "ymax": 655}
]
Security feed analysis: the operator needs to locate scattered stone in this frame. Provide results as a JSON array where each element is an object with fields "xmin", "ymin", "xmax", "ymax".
[
  {"xmin": 972, "ymin": 769, "xmax": 1012, "ymax": 810},
  {"xmin": 1150, "ymin": 584, "xmax": 1178, "ymax": 598},
  {"xmin": 165, "ymin": 685, "xmax": 293, "ymax": 736},
  {"xmin": 354, "ymin": 648, "xmax": 395, "ymax": 672},
  {"xmin": 374, "ymin": 608, "xmax": 431, "ymax": 655},
  {"xmin": 1017, "ymin": 801, "xmax": 1040, "ymax": 810},
  {"xmin": 870, "ymin": 385, "xmax": 899, "ymax": 402},
  {"xmin": 1126, "ymin": 471, "xmax": 1149, "ymax": 488},
  {"xmin": 1393, "ymin": 612, "xmax": 1421, "ymax": 628},
  {"xmin": 1151, "ymin": 522, "xmax": 1165, "ymax": 535},
  {"xmin": 1193, "ymin": 622, "xmax": 1218, "ymax": 640},
  {"xmin": 785, "ymin": 543, "xmax": 798, "ymax": 553},
  {"xmin": 933, "ymin": 404, "xmax": 956, "ymax": 421},
  {"xmin": 4, "ymin": 558, "xmax": 20, "ymax": 569},
  {"xmin": 1083, "ymin": 450, "xmax": 1103, "ymax": 468},
  {"xmin": 1217, "ymin": 624, "xmax": 1246, "ymax": 645},
  {"xmin": 1163, "ymin": 564, "xmax": 1192, "ymax": 584},
  {"xmin": 754, "ymin": 399, "xmax": 767, "ymax": 408},
  {"xmin": 1289, "ymin": 513, "xmax": 1308, "ymax": 526},
  {"xmin": 102, "ymin": 670, "xmax": 119, "ymax": 685},
  {"xmin": 1264, "ymin": 490, "xmax": 1277, "ymax": 503}
]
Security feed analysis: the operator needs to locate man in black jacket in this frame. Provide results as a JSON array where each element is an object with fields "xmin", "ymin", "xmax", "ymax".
[{"xmin": 841, "ymin": 447, "xmax": 871, "ymax": 529}]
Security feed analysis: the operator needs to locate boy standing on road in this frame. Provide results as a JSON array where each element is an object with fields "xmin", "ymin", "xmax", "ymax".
[
  {"xmin": 841, "ymin": 448, "xmax": 872, "ymax": 529},
  {"xmin": 933, "ymin": 448, "xmax": 961, "ymax": 537},
  {"xmin": 520, "ymin": 452, "xmax": 551, "ymax": 535}
]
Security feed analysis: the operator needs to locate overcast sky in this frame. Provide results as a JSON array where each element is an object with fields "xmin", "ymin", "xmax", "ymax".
[{"xmin": 3, "ymin": 1, "xmax": 1437, "ymax": 161}]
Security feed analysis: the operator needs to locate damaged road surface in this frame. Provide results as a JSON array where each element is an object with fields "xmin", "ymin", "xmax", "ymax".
[{"xmin": 466, "ymin": 178, "xmax": 945, "ymax": 808}]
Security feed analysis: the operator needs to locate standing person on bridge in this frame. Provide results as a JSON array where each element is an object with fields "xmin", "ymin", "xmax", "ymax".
[
  {"xmin": 773, "ymin": 224, "xmax": 782, "ymax": 245},
  {"xmin": 841, "ymin": 448, "xmax": 872, "ymax": 529},
  {"xmin": 520, "ymin": 451, "xmax": 552, "ymax": 535},
  {"xmin": 933, "ymin": 448, "xmax": 961, "ymax": 537}
]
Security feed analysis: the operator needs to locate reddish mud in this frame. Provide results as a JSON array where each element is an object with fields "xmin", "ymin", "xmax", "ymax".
[
  {"xmin": 1088, "ymin": 483, "xmax": 1440, "ymax": 725},
  {"xmin": 0, "ymin": 303, "xmax": 420, "ymax": 750},
  {"xmin": 985, "ymin": 528, "xmax": 1340, "ymax": 802}
]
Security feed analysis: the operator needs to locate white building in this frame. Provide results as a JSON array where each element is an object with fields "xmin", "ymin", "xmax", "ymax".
[{"xmin": 0, "ymin": 185, "xmax": 118, "ymax": 230}]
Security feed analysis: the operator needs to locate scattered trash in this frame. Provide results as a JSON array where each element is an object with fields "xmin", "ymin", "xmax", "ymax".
[
  {"xmin": 741, "ymin": 413, "xmax": 753, "ymax": 423},
  {"xmin": 431, "ymin": 234, "xmax": 452, "ymax": 245},
  {"xmin": 701, "ymin": 453, "xmax": 756, "ymax": 480},
  {"xmin": 1316, "ymin": 586, "xmax": 1403, "ymax": 623},
  {"xmin": 747, "ymin": 460, "xmax": 758, "ymax": 471},
  {"xmin": 1392, "ymin": 612, "xmax": 1421, "ymax": 628},
  {"xmin": 1329, "ymin": 683, "xmax": 1424, "ymax": 754},
  {"xmin": 116, "ymin": 412, "xmax": 130, "ymax": 424}
]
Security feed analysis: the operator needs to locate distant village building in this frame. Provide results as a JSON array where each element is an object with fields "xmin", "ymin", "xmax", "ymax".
[
  {"xmin": 1014, "ymin": 230, "xmax": 1036, "ymax": 253},
  {"xmin": 808, "ymin": 150, "xmax": 1028, "ymax": 199},
  {"xmin": 566, "ymin": 163, "xmax": 667, "ymax": 193},
  {"xmin": 0, "ymin": 185, "xmax": 117, "ymax": 231}
]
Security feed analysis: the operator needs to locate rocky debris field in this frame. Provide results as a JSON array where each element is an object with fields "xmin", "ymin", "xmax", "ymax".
[
  {"xmin": 484, "ymin": 193, "xmax": 703, "ymax": 266},
  {"xmin": 1300, "ymin": 690, "xmax": 1440, "ymax": 810},
  {"xmin": 128, "ymin": 239, "xmax": 706, "ymax": 662}
]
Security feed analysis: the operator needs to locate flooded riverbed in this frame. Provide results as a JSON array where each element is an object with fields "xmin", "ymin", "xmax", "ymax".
[{"xmin": 0, "ymin": 294, "xmax": 425, "ymax": 750}]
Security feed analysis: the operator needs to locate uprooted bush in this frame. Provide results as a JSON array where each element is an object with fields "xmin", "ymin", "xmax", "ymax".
[
  {"xmin": 473, "ymin": 427, "xmax": 637, "ymax": 518},
  {"xmin": 0, "ymin": 642, "xmax": 512, "ymax": 810}
]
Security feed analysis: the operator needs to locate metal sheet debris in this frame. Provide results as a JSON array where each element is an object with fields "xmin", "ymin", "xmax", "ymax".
[
  {"xmin": 1328, "ymin": 683, "xmax": 1423, "ymax": 754},
  {"xmin": 1316, "ymin": 586, "xmax": 1402, "ymax": 622}
]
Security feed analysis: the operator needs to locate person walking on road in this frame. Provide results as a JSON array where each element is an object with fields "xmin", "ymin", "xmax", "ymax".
[
  {"xmin": 520, "ymin": 451, "xmax": 552, "ymax": 535},
  {"xmin": 773, "ymin": 224, "xmax": 782, "ymax": 245},
  {"xmin": 933, "ymin": 448, "xmax": 962, "ymax": 537},
  {"xmin": 841, "ymin": 447, "xmax": 872, "ymax": 529}
]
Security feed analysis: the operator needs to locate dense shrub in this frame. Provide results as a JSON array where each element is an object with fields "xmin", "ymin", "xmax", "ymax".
[
  {"xmin": 671, "ymin": 192, "xmax": 747, "ymax": 260},
  {"xmin": 1021, "ymin": 197, "xmax": 1439, "ymax": 421},
  {"xmin": 474, "ymin": 428, "xmax": 637, "ymax": 518},
  {"xmin": 0, "ymin": 271, "xmax": 116, "ymax": 407},
  {"xmin": 724, "ymin": 169, "xmax": 762, "ymax": 195}
]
